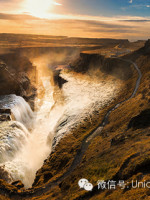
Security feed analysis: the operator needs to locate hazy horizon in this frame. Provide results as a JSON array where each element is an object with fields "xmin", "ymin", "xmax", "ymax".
[
  {"xmin": 0, "ymin": 0, "xmax": 150, "ymax": 40},
  {"xmin": 0, "ymin": 32, "xmax": 147, "ymax": 43}
]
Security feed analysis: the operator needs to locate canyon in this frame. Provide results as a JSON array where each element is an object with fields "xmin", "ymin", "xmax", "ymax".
[{"xmin": 0, "ymin": 37, "xmax": 149, "ymax": 200}]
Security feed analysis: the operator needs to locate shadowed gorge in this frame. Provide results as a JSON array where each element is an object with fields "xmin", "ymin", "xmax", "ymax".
[
  {"xmin": 0, "ymin": 35, "xmax": 149, "ymax": 200},
  {"xmin": 69, "ymin": 53, "xmax": 133, "ymax": 80}
]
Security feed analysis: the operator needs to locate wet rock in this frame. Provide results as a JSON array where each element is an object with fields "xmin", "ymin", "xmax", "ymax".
[
  {"xmin": 0, "ymin": 166, "xmax": 12, "ymax": 182},
  {"xmin": 43, "ymin": 172, "xmax": 53, "ymax": 183},
  {"xmin": 11, "ymin": 181, "xmax": 24, "ymax": 189},
  {"xmin": 0, "ymin": 114, "xmax": 11, "ymax": 121},
  {"xmin": 0, "ymin": 108, "xmax": 12, "ymax": 122},
  {"xmin": 53, "ymin": 70, "xmax": 67, "ymax": 88},
  {"xmin": 0, "ymin": 109, "xmax": 11, "ymax": 114}
]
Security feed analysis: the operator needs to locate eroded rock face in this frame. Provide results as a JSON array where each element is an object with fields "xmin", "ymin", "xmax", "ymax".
[
  {"xmin": 70, "ymin": 53, "xmax": 104, "ymax": 73},
  {"xmin": 69, "ymin": 53, "xmax": 133, "ymax": 80},
  {"xmin": 0, "ymin": 166, "xmax": 12, "ymax": 183},
  {"xmin": 0, "ymin": 114, "xmax": 11, "ymax": 122},
  {"xmin": 0, "ymin": 53, "xmax": 37, "ymax": 109},
  {"xmin": 11, "ymin": 180, "xmax": 24, "ymax": 189},
  {"xmin": 0, "ymin": 109, "xmax": 11, "ymax": 121},
  {"xmin": 144, "ymin": 39, "xmax": 150, "ymax": 54},
  {"xmin": 0, "ymin": 61, "xmax": 19, "ymax": 95},
  {"xmin": 102, "ymin": 58, "xmax": 133, "ymax": 80}
]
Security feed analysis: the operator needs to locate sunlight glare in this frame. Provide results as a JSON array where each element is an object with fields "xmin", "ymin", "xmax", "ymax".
[{"xmin": 23, "ymin": 0, "xmax": 61, "ymax": 18}]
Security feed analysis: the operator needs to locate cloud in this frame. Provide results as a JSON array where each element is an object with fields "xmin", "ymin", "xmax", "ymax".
[
  {"xmin": 123, "ymin": 3, "xmax": 150, "ymax": 10},
  {"xmin": 53, "ymin": 1, "xmax": 62, "ymax": 6},
  {"xmin": 0, "ymin": 13, "xmax": 39, "ymax": 20},
  {"xmin": 129, "ymin": 0, "xmax": 133, "ymax": 3},
  {"xmin": 0, "ymin": 0, "xmax": 23, "ymax": 12},
  {"xmin": 0, "ymin": 12, "xmax": 150, "ymax": 41}
]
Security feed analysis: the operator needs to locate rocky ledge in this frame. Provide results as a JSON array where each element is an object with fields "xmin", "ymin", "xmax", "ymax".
[
  {"xmin": 69, "ymin": 53, "xmax": 133, "ymax": 80},
  {"xmin": 0, "ymin": 53, "xmax": 37, "ymax": 109}
]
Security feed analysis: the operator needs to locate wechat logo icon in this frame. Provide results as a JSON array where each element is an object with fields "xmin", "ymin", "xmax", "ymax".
[{"xmin": 78, "ymin": 178, "xmax": 93, "ymax": 191}]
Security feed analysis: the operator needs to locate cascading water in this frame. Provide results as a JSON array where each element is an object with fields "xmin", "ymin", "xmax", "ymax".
[
  {"xmin": 0, "ymin": 56, "xmax": 123, "ymax": 189},
  {"xmin": 0, "ymin": 121, "xmax": 30, "ymax": 163},
  {"xmin": 0, "ymin": 73, "xmax": 57, "ymax": 188},
  {"xmin": 52, "ymin": 71, "xmax": 123, "ymax": 143},
  {"xmin": 0, "ymin": 95, "xmax": 33, "ymax": 163},
  {"xmin": 0, "ymin": 95, "xmax": 34, "ymax": 129}
]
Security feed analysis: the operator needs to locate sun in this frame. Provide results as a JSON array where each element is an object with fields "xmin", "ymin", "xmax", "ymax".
[{"xmin": 23, "ymin": 0, "xmax": 61, "ymax": 18}]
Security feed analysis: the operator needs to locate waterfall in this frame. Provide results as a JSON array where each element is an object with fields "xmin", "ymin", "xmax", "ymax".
[
  {"xmin": 0, "ymin": 94, "xmax": 34, "ymax": 183},
  {"xmin": 0, "ymin": 95, "xmax": 33, "ymax": 163},
  {"xmin": 0, "ymin": 121, "xmax": 30, "ymax": 163},
  {"xmin": 0, "ymin": 76, "xmax": 56, "ymax": 188},
  {"xmin": 0, "ymin": 64, "xmax": 123, "ymax": 189},
  {"xmin": 0, "ymin": 94, "xmax": 34, "ymax": 129}
]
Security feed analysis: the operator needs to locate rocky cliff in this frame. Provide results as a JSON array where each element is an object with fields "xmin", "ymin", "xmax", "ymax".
[
  {"xmin": 53, "ymin": 70, "xmax": 68, "ymax": 89},
  {"xmin": 0, "ymin": 53, "xmax": 37, "ymax": 109},
  {"xmin": 69, "ymin": 53, "xmax": 133, "ymax": 80},
  {"xmin": 142, "ymin": 39, "xmax": 150, "ymax": 54},
  {"xmin": 0, "ymin": 40, "xmax": 150, "ymax": 200}
]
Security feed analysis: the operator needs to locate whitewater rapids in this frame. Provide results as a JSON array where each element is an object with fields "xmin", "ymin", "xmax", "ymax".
[
  {"xmin": 0, "ymin": 76, "xmax": 55, "ymax": 188},
  {"xmin": 0, "ymin": 69, "xmax": 123, "ymax": 188}
]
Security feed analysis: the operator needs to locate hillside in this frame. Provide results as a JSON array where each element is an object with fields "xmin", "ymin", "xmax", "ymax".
[{"xmin": 0, "ymin": 40, "xmax": 150, "ymax": 200}]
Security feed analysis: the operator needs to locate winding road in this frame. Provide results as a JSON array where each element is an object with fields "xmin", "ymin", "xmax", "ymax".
[{"xmin": 9, "ymin": 59, "xmax": 142, "ymax": 199}]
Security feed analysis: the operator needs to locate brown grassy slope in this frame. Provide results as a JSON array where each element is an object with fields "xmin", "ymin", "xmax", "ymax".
[
  {"xmin": 0, "ymin": 59, "xmax": 134, "ymax": 199},
  {"xmin": 0, "ymin": 75, "xmax": 133, "ymax": 200},
  {"xmin": 0, "ymin": 41, "xmax": 149, "ymax": 200},
  {"xmin": 29, "ymin": 42, "xmax": 150, "ymax": 200},
  {"xmin": 21, "ymin": 63, "xmax": 136, "ymax": 198},
  {"xmin": 60, "ymin": 42, "xmax": 150, "ymax": 200}
]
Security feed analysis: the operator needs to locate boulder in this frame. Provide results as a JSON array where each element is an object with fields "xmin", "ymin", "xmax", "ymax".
[{"xmin": 53, "ymin": 70, "xmax": 68, "ymax": 88}]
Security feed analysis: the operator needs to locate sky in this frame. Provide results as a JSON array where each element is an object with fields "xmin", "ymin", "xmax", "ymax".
[{"xmin": 0, "ymin": 0, "xmax": 150, "ymax": 40}]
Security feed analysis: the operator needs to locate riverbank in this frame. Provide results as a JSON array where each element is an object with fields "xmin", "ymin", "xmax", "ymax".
[
  {"xmin": 0, "ymin": 56, "xmax": 137, "ymax": 199},
  {"xmin": 25, "ymin": 44, "xmax": 150, "ymax": 199},
  {"xmin": 0, "ymin": 40, "xmax": 150, "ymax": 200}
]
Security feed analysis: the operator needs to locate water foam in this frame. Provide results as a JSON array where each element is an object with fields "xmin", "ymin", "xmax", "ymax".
[
  {"xmin": 0, "ymin": 76, "xmax": 55, "ymax": 188},
  {"xmin": 0, "ymin": 94, "xmax": 34, "ymax": 129},
  {"xmin": 0, "ymin": 68, "xmax": 122, "ymax": 188}
]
